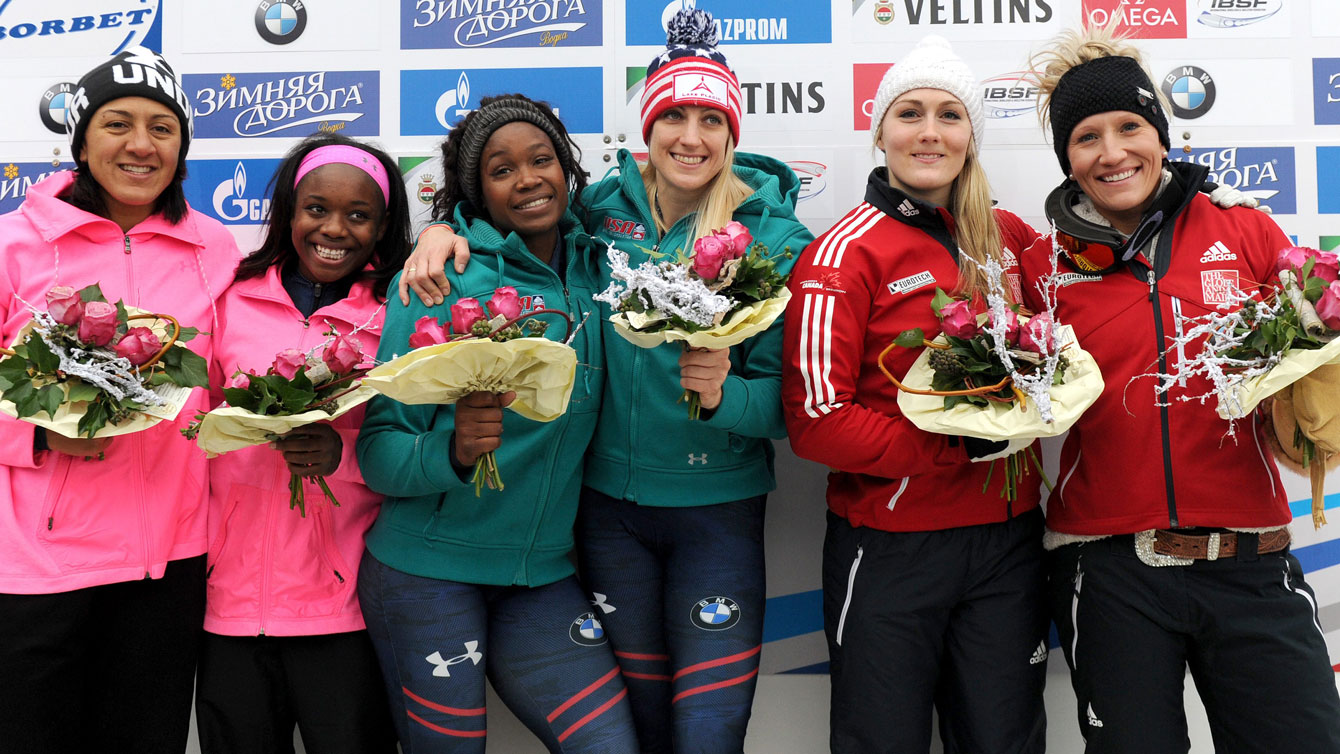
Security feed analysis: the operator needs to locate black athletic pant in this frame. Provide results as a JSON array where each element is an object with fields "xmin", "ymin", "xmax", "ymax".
[
  {"xmin": 824, "ymin": 509, "xmax": 1048, "ymax": 754},
  {"xmin": 1049, "ymin": 536, "xmax": 1340, "ymax": 753},
  {"xmin": 195, "ymin": 630, "xmax": 398, "ymax": 754},
  {"xmin": 0, "ymin": 555, "xmax": 206, "ymax": 754}
]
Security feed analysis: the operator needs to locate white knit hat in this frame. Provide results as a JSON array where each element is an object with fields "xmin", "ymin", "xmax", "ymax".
[{"xmin": 869, "ymin": 35, "xmax": 984, "ymax": 149}]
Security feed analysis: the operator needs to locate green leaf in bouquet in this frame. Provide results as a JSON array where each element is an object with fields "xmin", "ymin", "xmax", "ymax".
[
  {"xmin": 894, "ymin": 328, "xmax": 926, "ymax": 349},
  {"xmin": 930, "ymin": 288, "xmax": 955, "ymax": 317},
  {"xmin": 221, "ymin": 385, "xmax": 263, "ymax": 414},
  {"xmin": 268, "ymin": 375, "xmax": 317, "ymax": 415},
  {"xmin": 77, "ymin": 284, "xmax": 108, "ymax": 304},
  {"xmin": 36, "ymin": 384, "xmax": 62, "ymax": 419},
  {"xmin": 65, "ymin": 381, "xmax": 100, "ymax": 403},
  {"xmin": 1304, "ymin": 274, "xmax": 1327, "ymax": 304},
  {"xmin": 4, "ymin": 379, "xmax": 37, "ymax": 417},
  {"xmin": 159, "ymin": 346, "xmax": 209, "ymax": 388},
  {"xmin": 77, "ymin": 399, "xmax": 109, "ymax": 439},
  {"xmin": 175, "ymin": 326, "xmax": 200, "ymax": 343},
  {"xmin": 114, "ymin": 301, "xmax": 130, "ymax": 337},
  {"xmin": 0, "ymin": 352, "xmax": 29, "ymax": 381},
  {"xmin": 24, "ymin": 332, "xmax": 60, "ymax": 374}
]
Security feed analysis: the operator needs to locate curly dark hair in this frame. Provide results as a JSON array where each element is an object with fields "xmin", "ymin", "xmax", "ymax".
[
  {"xmin": 233, "ymin": 133, "xmax": 411, "ymax": 301},
  {"xmin": 430, "ymin": 93, "xmax": 587, "ymax": 225}
]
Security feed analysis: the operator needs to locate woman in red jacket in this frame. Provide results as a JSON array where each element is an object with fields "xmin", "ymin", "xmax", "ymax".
[
  {"xmin": 194, "ymin": 133, "xmax": 409, "ymax": 754},
  {"xmin": 1025, "ymin": 24, "xmax": 1340, "ymax": 753},
  {"xmin": 781, "ymin": 36, "xmax": 1047, "ymax": 754}
]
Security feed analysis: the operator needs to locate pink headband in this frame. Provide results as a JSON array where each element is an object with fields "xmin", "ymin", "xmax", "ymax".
[{"xmin": 294, "ymin": 144, "xmax": 391, "ymax": 206}]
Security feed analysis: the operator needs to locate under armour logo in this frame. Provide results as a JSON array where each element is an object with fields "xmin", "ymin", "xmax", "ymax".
[
  {"xmin": 688, "ymin": 453, "xmax": 708, "ymax": 465},
  {"xmin": 425, "ymin": 641, "xmax": 483, "ymax": 678},
  {"xmin": 591, "ymin": 592, "xmax": 617, "ymax": 614}
]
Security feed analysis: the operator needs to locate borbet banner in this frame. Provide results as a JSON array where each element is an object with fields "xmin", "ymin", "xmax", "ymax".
[
  {"xmin": 402, "ymin": 0, "xmax": 603, "ymax": 49},
  {"xmin": 181, "ymin": 0, "xmax": 379, "ymax": 54},
  {"xmin": 0, "ymin": 0, "xmax": 162, "ymax": 59}
]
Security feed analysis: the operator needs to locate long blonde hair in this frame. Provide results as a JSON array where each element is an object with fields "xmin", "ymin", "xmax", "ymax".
[
  {"xmin": 948, "ymin": 143, "xmax": 1007, "ymax": 303},
  {"xmin": 1030, "ymin": 22, "xmax": 1171, "ymax": 139},
  {"xmin": 642, "ymin": 136, "xmax": 754, "ymax": 248}
]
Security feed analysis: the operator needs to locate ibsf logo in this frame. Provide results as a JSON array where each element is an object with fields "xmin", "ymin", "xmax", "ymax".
[
  {"xmin": 570, "ymin": 613, "xmax": 606, "ymax": 646},
  {"xmin": 38, "ymin": 82, "xmax": 77, "ymax": 134},
  {"xmin": 691, "ymin": 596, "xmax": 741, "ymax": 631},
  {"xmin": 404, "ymin": 0, "xmax": 601, "ymax": 49},
  {"xmin": 1194, "ymin": 0, "xmax": 1281, "ymax": 28},
  {"xmin": 981, "ymin": 72, "xmax": 1039, "ymax": 120},
  {"xmin": 1162, "ymin": 66, "xmax": 1216, "ymax": 119},
  {"xmin": 435, "ymin": 72, "xmax": 473, "ymax": 129},
  {"xmin": 787, "ymin": 161, "xmax": 828, "ymax": 203},
  {"xmin": 1083, "ymin": 0, "xmax": 1185, "ymax": 39},
  {"xmin": 1171, "ymin": 147, "xmax": 1296, "ymax": 215},
  {"xmin": 187, "ymin": 71, "xmax": 379, "ymax": 138},
  {"xmin": 182, "ymin": 159, "xmax": 281, "ymax": 225},
  {"xmin": 604, "ymin": 217, "xmax": 646, "ymax": 240},
  {"xmin": 0, "ymin": 162, "xmax": 69, "ymax": 214},
  {"xmin": 255, "ymin": 0, "xmax": 307, "ymax": 45}
]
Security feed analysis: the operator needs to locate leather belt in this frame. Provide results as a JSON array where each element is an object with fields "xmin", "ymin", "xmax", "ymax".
[{"xmin": 1134, "ymin": 528, "xmax": 1290, "ymax": 567}]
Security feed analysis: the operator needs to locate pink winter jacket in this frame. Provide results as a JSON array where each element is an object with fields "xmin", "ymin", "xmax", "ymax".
[
  {"xmin": 0, "ymin": 171, "xmax": 238, "ymax": 594},
  {"xmin": 204, "ymin": 265, "xmax": 385, "ymax": 636}
]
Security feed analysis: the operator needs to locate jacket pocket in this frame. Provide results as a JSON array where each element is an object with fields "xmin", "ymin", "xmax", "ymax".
[
  {"xmin": 37, "ymin": 456, "xmax": 137, "ymax": 571},
  {"xmin": 268, "ymin": 502, "xmax": 351, "ymax": 621}
]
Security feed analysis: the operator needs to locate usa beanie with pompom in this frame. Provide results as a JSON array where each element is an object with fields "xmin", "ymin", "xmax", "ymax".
[{"xmin": 639, "ymin": 6, "xmax": 742, "ymax": 144}]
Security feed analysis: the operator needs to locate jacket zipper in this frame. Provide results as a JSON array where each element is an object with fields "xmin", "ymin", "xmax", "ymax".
[
  {"xmin": 258, "ymin": 469, "xmax": 279, "ymax": 636},
  {"xmin": 1147, "ymin": 269, "xmax": 1178, "ymax": 527},
  {"xmin": 123, "ymin": 237, "xmax": 154, "ymax": 578},
  {"xmin": 123, "ymin": 235, "xmax": 131, "ymax": 254},
  {"xmin": 835, "ymin": 546, "xmax": 863, "ymax": 647}
]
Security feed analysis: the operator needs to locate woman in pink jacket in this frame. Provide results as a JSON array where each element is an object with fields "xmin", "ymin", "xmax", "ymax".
[
  {"xmin": 194, "ymin": 133, "xmax": 410, "ymax": 754},
  {"xmin": 0, "ymin": 48, "xmax": 240, "ymax": 753}
]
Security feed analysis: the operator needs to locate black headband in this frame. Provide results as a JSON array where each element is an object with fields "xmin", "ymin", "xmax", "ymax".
[
  {"xmin": 455, "ymin": 98, "xmax": 572, "ymax": 211},
  {"xmin": 1049, "ymin": 55, "xmax": 1170, "ymax": 176}
]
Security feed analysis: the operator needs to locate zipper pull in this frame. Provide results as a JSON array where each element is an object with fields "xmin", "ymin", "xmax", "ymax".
[
  {"xmin": 1147, "ymin": 269, "xmax": 1156, "ymax": 301},
  {"xmin": 334, "ymin": 570, "xmax": 345, "ymax": 584},
  {"xmin": 302, "ymin": 317, "xmax": 310, "ymax": 329},
  {"xmin": 123, "ymin": 236, "xmax": 131, "ymax": 254},
  {"xmin": 47, "ymin": 516, "xmax": 53, "ymax": 530}
]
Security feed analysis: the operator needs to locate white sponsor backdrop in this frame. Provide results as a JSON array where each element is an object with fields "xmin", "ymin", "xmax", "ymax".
[{"xmin": 3, "ymin": 0, "xmax": 1339, "ymax": 749}]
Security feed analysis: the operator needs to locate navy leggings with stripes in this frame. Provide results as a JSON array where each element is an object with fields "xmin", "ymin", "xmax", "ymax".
[
  {"xmin": 357, "ymin": 551, "xmax": 638, "ymax": 754},
  {"xmin": 576, "ymin": 488, "xmax": 767, "ymax": 754}
]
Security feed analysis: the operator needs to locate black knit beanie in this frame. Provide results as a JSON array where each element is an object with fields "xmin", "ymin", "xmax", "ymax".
[
  {"xmin": 66, "ymin": 46, "xmax": 194, "ymax": 164},
  {"xmin": 1049, "ymin": 55, "xmax": 1169, "ymax": 176},
  {"xmin": 455, "ymin": 97, "xmax": 572, "ymax": 209}
]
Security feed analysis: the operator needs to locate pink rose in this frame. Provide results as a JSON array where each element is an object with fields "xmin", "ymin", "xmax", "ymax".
[
  {"xmin": 272, "ymin": 348, "xmax": 307, "ymax": 380},
  {"xmin": 692, "ymin": 235, "xmax": 729, "ymax": 281},
  {"xmin": 720, "ymin": 221, "xmax": 752, "ymax": 257},
  {"xmin": 77, "ymin": 301, "xmax": 118, "ymax": 346},
  {"xmin": 487, "ymin": 286, "xmax": 522, "ymax": 321},
  {"xmin": 322, "ymin": 333, "xmax": 363, "ymax": 374},
  {"xmin": 1275, "ymin": 246, "xmax": 1339, "ymax": 284},
  {"xmin": 113, "ymin": 327, "xmax": 161, "ymax": 366},
  {"xmin": 1019, "ymin": 312, "xmax": 1058, "ymax": 356},
  {"xmin": 46, "ymin": 286, "xmax": 84, "ymax": 326},
  {"xmin": 939, "ymin": 299, "xmax": 979, "ymax": 339},
  {"xmin": 408, "ymin": 316, "xmax": 449, "ymax": 349},
  {"xmin": 1317, "ymin": 281, "xmax": 1340, "ymax": 331},
  {"xmin": 451, "ymin": 298, "xmax": 486, "ymax": 335}
]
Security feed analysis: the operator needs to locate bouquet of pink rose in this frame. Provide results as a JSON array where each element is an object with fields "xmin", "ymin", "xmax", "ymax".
[
  {"xmin": 594, "ymin": 221, "xmax": 793, "ymax": 419},
  {"xmin": 0, "ymin": 283, "xmax": 208, "ymax": 438},
  {"xmin": 183, "ymin": 330, "xmax": 374, "ymax": 516},
  {"xmin": 363, "ymin": 286, "xmax": 578, "ymax": 496}
]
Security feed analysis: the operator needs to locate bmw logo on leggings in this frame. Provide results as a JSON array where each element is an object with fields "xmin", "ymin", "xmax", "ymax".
[
  {"xmin": 691, "ymin": 597, "xmax": 741, "ymax": 631},
  {"xmin": 569, "ymin": 613, "xmax": 607, "ymax": 646}
]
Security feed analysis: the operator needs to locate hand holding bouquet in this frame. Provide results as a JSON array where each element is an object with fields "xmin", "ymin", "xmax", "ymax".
[
  {"xmin": 594, "ymin": 222, "xmax": 792, "ymax": 419},
  {"xmin": 363, "ymin": 287, "xmax": 578, "ymax": 495},
  {"xmin": 185, "ymin": 330, "xmax": 375, "ymax": 516},
  {"xmin": 0, "ymin": 284, "xmax": 208, "ymax": 438}
]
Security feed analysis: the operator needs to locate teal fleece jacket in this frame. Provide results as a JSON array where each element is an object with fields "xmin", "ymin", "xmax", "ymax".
[
  {"xmin": 582, "ymin": 150, "xmax": 814, "ymax": 507},
  {"xmin": 356, "ymin": 209, "xmax": 603, "ymax": 587}
]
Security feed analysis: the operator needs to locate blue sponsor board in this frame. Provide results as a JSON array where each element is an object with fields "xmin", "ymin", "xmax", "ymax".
[
  {"xmin": 184, "ymin": 71, "xmax": 379, "ymax": 139},
  {"xmin": 401, "ymin": 0, "xmax": 602, "ymax": 49},
  {"xmin": 1314, "ymin": 58, "xmax": 1340, "ymax": 126},
  {"xmin": 1319, "ymin": 147, "xmax": 1340, "ymax": 214},
  {"xmin": 400, "ymin": 67, "xmax": 602, "ymax": 135},
  {"xmin": 182, "ymin": 159, "xmax": 283, "ymax": 226},
  {"xmin": 0, "ymin": 0, "xmax": 162, "ymax": 55},
  {"xmin": 1170, "ymin": 146, "xmax": 1296, "ymax": 215},
  {"xmin": 625, "ymin": 0, "xmax": 830, "ymax": 46},
  {"xmin": 0, "ymin": 162, "xmax": 70, "ymax": 215}
]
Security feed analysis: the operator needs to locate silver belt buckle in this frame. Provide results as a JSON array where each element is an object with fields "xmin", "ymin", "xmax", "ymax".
[{"xmin": 1134, "ymin": 530, "xmax": 1194, "ymax": 567}]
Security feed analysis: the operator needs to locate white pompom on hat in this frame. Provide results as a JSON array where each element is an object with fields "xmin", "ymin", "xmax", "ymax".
[{"xmin": 869, "ymin": 35, "xmax": 984, "ymax": 149}]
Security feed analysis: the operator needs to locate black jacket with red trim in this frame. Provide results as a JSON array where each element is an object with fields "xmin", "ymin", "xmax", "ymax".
[
  {"xmin": 782, "ymin": 169, "xmax": 1043, "ymax": 532},
  {"xmin": 1019, "ymin": 162, "xmax": 1290, "ymax": 536}
]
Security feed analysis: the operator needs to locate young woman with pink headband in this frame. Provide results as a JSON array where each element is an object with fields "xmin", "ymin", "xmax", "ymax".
[{"xmin": 193, "ymin": 132, "xmax": 410, "ymax": 754}]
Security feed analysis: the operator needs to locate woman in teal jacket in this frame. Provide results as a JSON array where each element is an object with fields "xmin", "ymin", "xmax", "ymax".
[
  {"xmin": 400, "ymin": 11, "xmax": 814, "ymax": 752},
  {"xmin": 355, "ymin": 95, "xmax": 637, "ymax": 754}
]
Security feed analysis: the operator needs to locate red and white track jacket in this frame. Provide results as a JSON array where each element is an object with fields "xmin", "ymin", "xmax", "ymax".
[
  {"xmin": 1019, "ymin": 163, "xmax": 1290, "ymax": 536},
  {"xmin": 782, "ymin": 170, "xmax": 1043, "ymax": 532}
]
